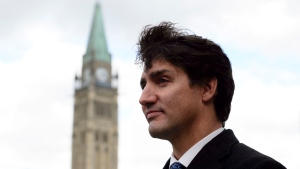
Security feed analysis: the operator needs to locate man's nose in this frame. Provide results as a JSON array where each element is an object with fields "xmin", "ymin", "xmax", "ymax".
[{"xmin": 139, "ymin": 85, "xmax": 157, "ymax": 106}]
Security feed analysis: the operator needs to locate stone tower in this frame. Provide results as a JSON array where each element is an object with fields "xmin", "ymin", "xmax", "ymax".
[{"xmin": 72, "ymin": 3, "xmax": 118, "ymax": 169}]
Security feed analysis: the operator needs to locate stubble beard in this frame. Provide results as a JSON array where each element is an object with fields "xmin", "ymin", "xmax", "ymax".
[{"xmin": 148, "ymin": 120, "xmax": 179, "ymax": 141}]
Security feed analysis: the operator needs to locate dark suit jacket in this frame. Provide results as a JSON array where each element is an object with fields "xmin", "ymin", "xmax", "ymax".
[{"xmin": 163, "ymin": 129, "xmax": 286, "ymax": 169}]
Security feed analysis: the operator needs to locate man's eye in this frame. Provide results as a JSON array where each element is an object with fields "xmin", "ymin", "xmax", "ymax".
[
  {"xmin": 140, "ymin": 81, "xmax": 146, "ymax": 90},
  {"xmin": 158, "ymin": 78, "xmax": 167, "ymax": 84}
]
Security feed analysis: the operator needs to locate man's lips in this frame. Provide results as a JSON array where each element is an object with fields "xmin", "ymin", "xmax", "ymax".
[{"xmin": 145, "ymin": 110, "xmax": 163, "ymax": 120}]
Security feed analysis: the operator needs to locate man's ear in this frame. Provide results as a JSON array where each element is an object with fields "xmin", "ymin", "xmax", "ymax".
[{"xmin": 202, "ymin": 77, "xmax": 218, "ymax": 102}]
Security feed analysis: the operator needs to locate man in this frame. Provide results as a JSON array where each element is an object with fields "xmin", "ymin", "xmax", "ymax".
[{"xmin": 136, "ymin": 22, "xmax": 286, "ymax": 169}]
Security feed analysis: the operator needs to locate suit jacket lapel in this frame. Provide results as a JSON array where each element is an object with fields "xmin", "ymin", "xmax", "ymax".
[
  {"xmin": 187, "ymin": 129, "xmax": 239, "ymax": 169},
  {"xmin": 163, "ymin": 159, "xmax": 170, "ymax": 169},
  {"xmin": 162, "ymin": 130, "xmax": 239, "ymax": 169}
]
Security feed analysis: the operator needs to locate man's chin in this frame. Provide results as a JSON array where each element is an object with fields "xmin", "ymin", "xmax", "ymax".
[{"xmin": 148, "ymin": 124, "xmax": 169, "ymax": 140}]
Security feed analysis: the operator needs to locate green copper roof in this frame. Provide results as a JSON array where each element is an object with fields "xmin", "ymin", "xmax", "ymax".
[{"xmin": 83, "ymin": 3, "xmax": 110, "ymax": 64}]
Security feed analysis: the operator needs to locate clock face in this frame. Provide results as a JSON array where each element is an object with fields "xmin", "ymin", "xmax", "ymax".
[{"xmin": 96, "ymin": 67, "xmax": 109, "ymax": 83}]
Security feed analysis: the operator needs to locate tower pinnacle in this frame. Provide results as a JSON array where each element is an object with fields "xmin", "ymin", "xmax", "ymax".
[{"xmin": 84, "ymin": 3, "xmax": 110, "ymax": 64}]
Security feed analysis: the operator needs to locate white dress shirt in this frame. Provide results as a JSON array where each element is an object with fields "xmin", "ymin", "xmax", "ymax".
[{"xmin": 169, "ymin": 128, "xmax": 224, "ymax": 168}]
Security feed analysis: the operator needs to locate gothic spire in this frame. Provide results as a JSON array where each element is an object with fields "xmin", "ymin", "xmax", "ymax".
[{"xmin": 83, "ymin": 3, "xmax": 110, "ymax": 64}]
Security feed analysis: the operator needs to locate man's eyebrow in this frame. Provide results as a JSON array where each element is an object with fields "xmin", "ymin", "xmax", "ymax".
[{"xmin": 149, "ymin": 69, "xmax": 170, "ymax": 79}]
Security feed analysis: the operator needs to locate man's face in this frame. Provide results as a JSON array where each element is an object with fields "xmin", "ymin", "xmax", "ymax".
[{"xmin": 139, "ymin": 60, "xmax": 204, "ymax": 141}]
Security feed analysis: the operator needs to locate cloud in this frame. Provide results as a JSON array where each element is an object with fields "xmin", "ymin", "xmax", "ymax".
[
  {"xmin": 216, "ymin": 0, "xmax": 300, "ymax": 59},
  {"xmin": 0, "ymin": 32, "xmax": 83, "ymax": 168}
]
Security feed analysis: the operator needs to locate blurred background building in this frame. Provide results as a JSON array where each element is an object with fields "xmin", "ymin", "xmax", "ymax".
[{"xmin": 71, "ymin": 3, "xmax": 118, "ymax": 169}]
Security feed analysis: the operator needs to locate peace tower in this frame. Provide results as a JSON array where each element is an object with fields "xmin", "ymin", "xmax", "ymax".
[{"xmin": 71, "ymin": 3, "xmax": 118, "ymax": 169}]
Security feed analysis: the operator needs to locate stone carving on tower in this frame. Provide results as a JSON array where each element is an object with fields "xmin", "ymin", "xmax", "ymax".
[{"xmin": 72, "ymin": 3, "xmax": 118, "ymax": 169}]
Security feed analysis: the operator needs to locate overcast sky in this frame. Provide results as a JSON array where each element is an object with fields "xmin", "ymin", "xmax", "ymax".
[{"xmin": 0, "ymin": 0, "xmax": 299, "ymax": 169}]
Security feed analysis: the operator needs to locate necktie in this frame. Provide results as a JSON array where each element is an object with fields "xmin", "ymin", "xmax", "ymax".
[{"xmin": 170, "ymin": 162, "xmax": 186, "ymax": 169}]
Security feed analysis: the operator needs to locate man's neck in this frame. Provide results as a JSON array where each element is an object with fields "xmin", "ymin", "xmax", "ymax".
[{"xmin": 170, "ymin": 120, "xmax": 222, "ymax": 159}]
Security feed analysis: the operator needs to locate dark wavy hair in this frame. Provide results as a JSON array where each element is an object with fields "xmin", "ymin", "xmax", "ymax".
[{"xmin": 135, "ymin": 21, "xmax": 235, "ymax": 126}]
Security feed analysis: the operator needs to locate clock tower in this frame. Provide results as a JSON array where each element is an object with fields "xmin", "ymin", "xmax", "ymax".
[{"xmin": 72, "ymin": 3, "xmax": 118, "ymax": 169}]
